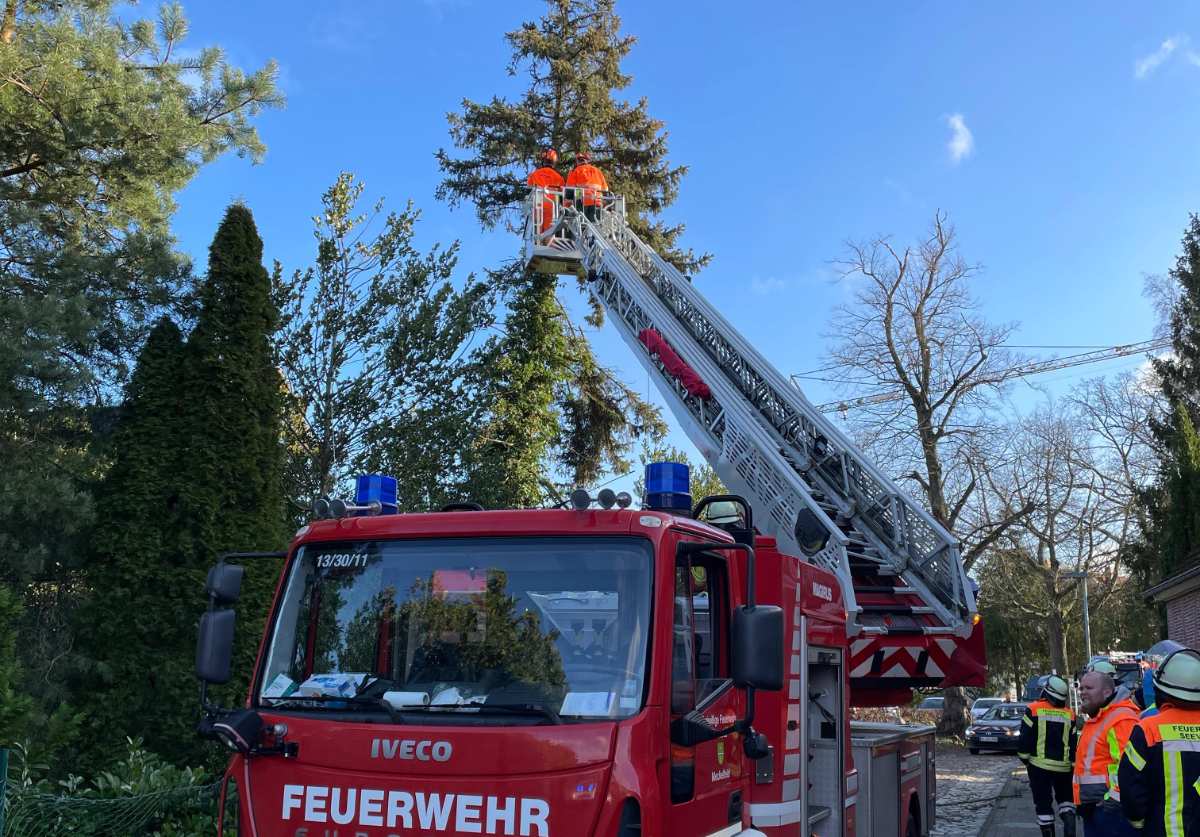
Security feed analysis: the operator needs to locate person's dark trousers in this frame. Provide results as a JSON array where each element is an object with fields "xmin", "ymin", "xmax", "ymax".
[
  {"xmin": 584, "ymin": 204, "xmax": 599, "ymax": 222},
  {"xmin": 1082, "ymin": 800, "xmax": 1138, "ymax": 837},
  {"xmin": 1026, "ymin": 762, "xmax": 1074, "ymax": 836}
]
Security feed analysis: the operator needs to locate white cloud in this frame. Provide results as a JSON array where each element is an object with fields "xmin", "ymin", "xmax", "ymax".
[
  {"xmin": 945, "ymin": 114, "xmax": 974, "ymax": 164},
  {"xmin": 750, "ymin": 276, "xmax": 787, "ymax": 295},
  {"xmin": 1135, "ymin": 34, "xmax": 1188, "ymax": 79}
]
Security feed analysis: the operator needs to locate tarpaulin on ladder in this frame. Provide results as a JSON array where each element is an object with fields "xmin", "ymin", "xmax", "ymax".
[{"xmin": 637, "ymin": 328, "xmax": 712, "ymax": 400}]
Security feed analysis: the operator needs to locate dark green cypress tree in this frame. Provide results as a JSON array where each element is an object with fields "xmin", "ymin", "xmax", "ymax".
[
  {"xmin": 1138, "ymin": 215, "xmax": 1200, "ymax": 591},
  {"xmin": 75, "ymin": 317, "xmax": 192, "ymax": 765},
  {"xmin": 179, "ymin": 205, "xmax": 287, "ymax": 722},
  {"xmin": 438, "ymin": 0, "xmax": 677, "ymax": 505}
]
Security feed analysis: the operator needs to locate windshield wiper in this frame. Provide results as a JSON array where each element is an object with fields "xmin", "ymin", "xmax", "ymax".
[
  {"xmin": 260, "ymin": 694, "xmax": 405, "ymax": 723},
  {"xmin": 478, "ymin": 702, "xmax": 564, "ymax": 725}
]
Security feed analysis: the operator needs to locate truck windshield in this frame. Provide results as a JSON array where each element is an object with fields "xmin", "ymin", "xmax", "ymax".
[{"xmin": 258, "ymin": 536, "xmax": 652, "ymax": 721}]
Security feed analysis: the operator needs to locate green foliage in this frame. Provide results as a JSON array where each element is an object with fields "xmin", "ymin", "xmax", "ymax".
[
  {"xmin": 0, "ymin": 0, "xmax": 282, "ymax": 585},
  {"xmin": 438, "ymin": 0, "xmax": 681, "ymax": 504},
  {"xmin": 74, "ymin": 318, "xmax": 191, "ymax": 766},
  {"xmin": 0, "ymin": 585, "xmax": 34, "ymax": 745},
  {"xmin": 1140, "ymin": 215, "xmax": 1200, "ymax": 587},
  {"xmin": 6, "ymin": 738, "xmax": 224, "ymax": 837},
  {"xmin": 276, "ymin": 173, "xmax": 491, "ymax": 512},
  {"xmin": 464, "ymin": 271, "xmax": 565, "ymax": 508},
  {"xmin": 78, "ymin": 206, "xmax": 286, "ymax": 769},
  {"xmin": 175, "ymin": 204, "xmax": 287, "ymax": 738}
]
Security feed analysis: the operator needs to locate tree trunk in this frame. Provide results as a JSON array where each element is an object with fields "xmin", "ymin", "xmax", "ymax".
[
  {"xmin": 937, "ymin": 686, "xmax": 972, "ymax": 737},
  {"xmin": 1, "ymin": 0, "xmax": 16, "ymax": 44},
  {"xmin": 1047, "ymin": 612, "xmax": 1068, "ymax": 676},
  {"xmin": 1010, "ymin": 642, "xmax": 1022, "ymax": 699}
]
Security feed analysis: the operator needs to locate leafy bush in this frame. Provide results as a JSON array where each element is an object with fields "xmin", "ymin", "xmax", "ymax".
[{"xmin": 5, "ymin": 738, "xmax": 222, "ymax": 837}]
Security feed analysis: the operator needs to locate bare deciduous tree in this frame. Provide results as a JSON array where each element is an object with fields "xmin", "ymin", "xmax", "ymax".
[
  {"xmin": 826, "ymin": 212, "xmax": 1033, "ymax": 734},
  {"xmin": 982, "ymin": 396, "xmax": 1155, "ymax": 674}
]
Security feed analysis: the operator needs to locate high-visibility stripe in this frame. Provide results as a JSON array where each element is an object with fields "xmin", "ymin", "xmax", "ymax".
[
  {"xmin": 1165, "ymin": 748, "xmax": 1185, "ymax": 837},
  {"xmin": 1124, "ymin": 740, "xmax": 1147, "ymax": 771},
  {"xmin": 1033, "ymin": 706, "xmax": 1073, "ymax": 769},
  {"xmin": 1162, "ymin": 739, "xmax": 1200, "ymax": 752},
  {"xmin": 1105, "ymin": 722, "xmax": 1129, "ymax": 798},
  {"xmin": 1074, "ymin": 703, "xmax": 1137, "ymax": 803}
]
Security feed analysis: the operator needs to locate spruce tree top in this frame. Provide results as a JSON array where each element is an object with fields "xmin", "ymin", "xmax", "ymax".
[{"xmin": 437, "ymin": 0, "xmax": 706, "ymax": 273}]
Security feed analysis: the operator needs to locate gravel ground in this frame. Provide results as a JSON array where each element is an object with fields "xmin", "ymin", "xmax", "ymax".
[{"xmin": 930, "ymin": 744, "xmax": 1021, "ymax": 837}]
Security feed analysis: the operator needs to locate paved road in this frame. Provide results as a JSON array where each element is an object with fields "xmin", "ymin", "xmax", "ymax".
[{"xmin": 931, "ymin": 745, "xmax": 1022, "ymax": 837}]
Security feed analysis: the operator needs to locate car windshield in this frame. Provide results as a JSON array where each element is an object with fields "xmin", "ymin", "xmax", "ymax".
[
  {"xmin": 974, "ymin": 699, "xmax": 1000, "ymax": 709},
  {"xmin": 982, "ymin": 705, "xmax": 1025, "ymax": 721},
  {"xmin": 258, "ymin": 536, "xmax": 653, "ymax": 721}
]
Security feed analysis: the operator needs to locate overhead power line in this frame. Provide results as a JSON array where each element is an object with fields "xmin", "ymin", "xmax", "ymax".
[{"xmin": 804, "ymin": 338, "xmax": 1170, "ymax": 414}]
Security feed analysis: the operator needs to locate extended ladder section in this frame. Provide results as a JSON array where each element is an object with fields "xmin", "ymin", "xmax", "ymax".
[{"xmin": 523, "ymin": 190, "xmax": 981, "ymax": 688}]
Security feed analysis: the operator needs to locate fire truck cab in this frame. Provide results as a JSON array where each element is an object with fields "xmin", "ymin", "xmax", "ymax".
[{"xmin": 195, "ymin": 472, "xmax": 929, "ymax": 836}]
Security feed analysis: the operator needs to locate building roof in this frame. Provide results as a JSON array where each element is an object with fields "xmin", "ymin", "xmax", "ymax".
[{"xmin": 1144, "ymin": 561, "xmax": 1200, "ymax": 603}]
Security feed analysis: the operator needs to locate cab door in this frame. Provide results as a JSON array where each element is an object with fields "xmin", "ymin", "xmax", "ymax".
[{"xmin": 668, "ymin": 547, "xmax": 747, "ymax": 834}]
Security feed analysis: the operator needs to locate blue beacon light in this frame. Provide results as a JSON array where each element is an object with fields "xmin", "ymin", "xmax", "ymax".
[
  {"xmin": 355, "ymin": 474, "xmax": 399, "ymax": 515},
  {"xmin": 643, "ymin": 462, "xmax": 692, "ymax": 513}
]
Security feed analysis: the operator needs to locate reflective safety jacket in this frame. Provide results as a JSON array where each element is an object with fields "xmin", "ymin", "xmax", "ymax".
[
  {"xmin": 527, "ymin": 167, "xmax": 565, "ymax": 189},
  {"xmin": 1019, "ymin": 699, "xmax": 1077, "ymax": 773},
  {"xmin": 527, "ymin": 167, "xmax": 565, "ymax": 232},
  {"xmin": 1073, "ymin": 697, "xmax": 1139, "ymax": 804},
  {"xmin": 566, "ymin": 164, "xmax": 609, "ymax": 206},
  {"xmin": 1118, "ymin": 706, "xmax": 1200, "ymax": 837}
]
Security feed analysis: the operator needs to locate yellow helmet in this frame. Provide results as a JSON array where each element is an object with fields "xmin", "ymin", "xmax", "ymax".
[{"xmin": 1153, "ymin": 648, "xmax": 1200, "ymax": 704}]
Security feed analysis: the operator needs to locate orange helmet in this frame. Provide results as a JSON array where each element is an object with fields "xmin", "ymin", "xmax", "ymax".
[
  {"xmin": 575, "ymin": 151, "xmax": 591, "ymax": 165},
  {"xmin": 541, "ymin": 149, "xmax": 558, "ymax": 165}
]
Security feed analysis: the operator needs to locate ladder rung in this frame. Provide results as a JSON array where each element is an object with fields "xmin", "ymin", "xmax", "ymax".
[{"xmin": 854, "ymin": 585, "xmax": 917, "ymax": 595}]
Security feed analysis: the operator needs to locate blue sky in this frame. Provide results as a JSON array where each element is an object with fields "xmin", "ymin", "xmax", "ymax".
[{"xmin": 170, "ymin": 1, "xmax": 1200, "ymax": 493}]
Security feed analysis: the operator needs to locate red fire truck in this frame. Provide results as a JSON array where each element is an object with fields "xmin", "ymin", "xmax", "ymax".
[{"xmin": 193, "ymin": 189, "xmax": 987, "ymax": 836}]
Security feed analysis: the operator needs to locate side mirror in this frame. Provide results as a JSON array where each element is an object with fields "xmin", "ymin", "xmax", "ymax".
[
  {"xmin": 732, "ymin": 605, "xmax": 784, "ymax": 690},
  {"xmin": 196, "ymin": 609, "xmax": 236, "ymax": 684},
  {"xmin": 206, "ymin": 563, "xmax": 244, "ymax": 606}
]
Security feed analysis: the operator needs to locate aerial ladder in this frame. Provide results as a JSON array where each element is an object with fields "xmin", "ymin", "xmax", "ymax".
[{"xmin": 523, "ymin": 189, "xmax": 986, "ymax": 699}]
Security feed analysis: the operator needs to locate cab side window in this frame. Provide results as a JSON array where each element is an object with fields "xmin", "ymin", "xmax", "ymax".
[{"xmin": 671, "ymin": 553, "xmax": 730, "ymax": 714}]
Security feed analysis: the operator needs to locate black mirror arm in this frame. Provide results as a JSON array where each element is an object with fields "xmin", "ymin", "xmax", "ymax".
[
  {"xmin": 692, "ymin": 494, "xmax": 754, "ymax": 533},
  {"xmin": 676, "ymin": 541, "xmax": 756, "ymax": 607}
]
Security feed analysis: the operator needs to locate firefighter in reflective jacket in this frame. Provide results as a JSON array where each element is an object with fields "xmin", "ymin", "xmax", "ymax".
[
  {"xmin": 1020, "ymin": 675, "xmax": 1078, "ymax": 837},
  {"xmin": 527, "ymin": 149, "xmax": 564, "ymax": 234},
  {"xmin": 566, "ymin": 151, "xmax": 609, "ymax": 222},
  {"xmin": 1117, "ymin": 647, "xmax": 1200, "ymax": 837},
  {"xmin": 1074, "ymin": 669, "xmax": 1139, "ymax": 836}
]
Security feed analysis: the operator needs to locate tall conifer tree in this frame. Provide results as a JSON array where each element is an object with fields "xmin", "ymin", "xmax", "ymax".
[
  {"xmin": 1139, "ymin": 216, "xmax": 1200, "ymax": 588},
  {"xmin": 76, "ymin": 318, "xmax": 191, "ymax": 764},
  {"xmin": 179, "ymin": 205, "xmax": 287, "ymax": 720},
  {"xmin": 437, "ymin": 0, "xmax": 683, "ymax": 504}
]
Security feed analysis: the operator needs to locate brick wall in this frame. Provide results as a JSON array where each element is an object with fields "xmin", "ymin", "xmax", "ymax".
[{"xmin": 1166, "ymin": 587, "xmax": 1200, "ymax": 648}]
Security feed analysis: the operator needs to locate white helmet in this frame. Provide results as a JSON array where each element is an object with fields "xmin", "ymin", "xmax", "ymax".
[
  {"xmin": 1153, "ymin": 648, "xmax": 1200, "ymax": 704},
  {"xmin": 1042, "ymin": 675, "xmax": 1069, "ymax": 703}
]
